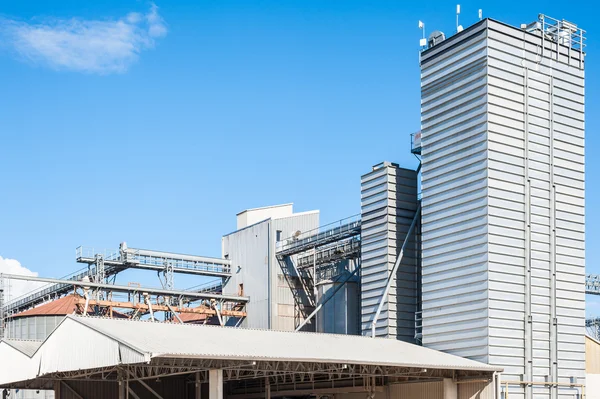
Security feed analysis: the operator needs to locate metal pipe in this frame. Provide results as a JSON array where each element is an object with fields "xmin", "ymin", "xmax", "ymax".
[
  {"xmin": 145, "ymin": 294, "xmax": 155, "ymax": 322},
  {"xmin": 165, "ymin": 302, "xmax": 183, "ymax": 324},
  {"xmin": 523, "ymin": 65, "xmax": 533, "ymax": 399},
  {"xmin": 295, "ymin": 265, "xmax": 361, "ymax": 332},
  {"xmin": 371, "ymin": 204, "xmax": 421, "ymax": 338},
  {"xmin": 0, "ymin": 273, "xmax": 248, "ymax": 302},
  {"xmin": 83, "ymin": 293, "xmax": 90, "ymax": 316},
  {"xmin": 549, "ymin": 75, "xmax": 558, "ymax": 399},
  {"xmin": 502, "ymin": 380, "xmax": 585, "ymax": 399},
  {"xmin": 213, "ymin": 301, "xmax": 224, "ymax": 326}
]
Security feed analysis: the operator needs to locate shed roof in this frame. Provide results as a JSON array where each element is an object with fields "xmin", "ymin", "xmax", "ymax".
[
  {"xmin": 2, "ymin": 339, "xmax": 42, "ymax": 357},
  {"xmin": 0, "ymin": 315, "xmax": 501, "ymax": 389},
  {"xmin": 65, "ymin": 316, "xmax": 500, "ymax": 372}
]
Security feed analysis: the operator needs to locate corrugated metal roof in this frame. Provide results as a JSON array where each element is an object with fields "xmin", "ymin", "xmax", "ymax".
[
  {"xmin": 11, "ymin": 294, "xmax": 85, "ymax": 318},
  {"xmin": 171, "ymin": 306, "xmax": 219, "ymax": 324},
  {"xmin": 68, "ymin": 316, "xmax": 501, "ymax": 372},
  {"xmin": 11, "ymin": 294, "xmax": 129, "ymax": 319},
  {"xmin": 1, "ymin": 339, "xmax": 42, "ymax": 357}
]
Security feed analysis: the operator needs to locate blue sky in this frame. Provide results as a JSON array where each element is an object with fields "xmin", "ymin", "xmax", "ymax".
[{"xmin": 0, "ymin": 1, "xmax": 598, "ymax": 311}]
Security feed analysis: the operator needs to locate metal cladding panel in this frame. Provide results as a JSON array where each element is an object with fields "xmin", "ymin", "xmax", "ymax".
[
  {"xmin": 421, "ymin": 17, "xmax": 585, "ymax": 398},
  {"xmin": 37, "ymin": 317, "xmax": 146, "ymax": 375},
  {"xmin": 420, "ymin": 20, "xmax": 489, "ymax": 363},
  {"xmin": 271, "ymin": 212, "xmax": 320, "ymax": 330},
  {"xmin": 388, "ymin": 381, "xmax": 443, "ymax": 399},
  {"xmin": 222, "ymin": 220, "xmax": 271, "ymax": 329},
  {"xmin": 5, "ymin": 315, "xmax": 64, "ymax": 340},
  {"xmin": 316, "ymin": 278, "xmax": 359, "ymax": 335},
  {"xmin": 0, "ymin": 342, "xmax": 39, "ymax": 386},
  {"xmin": 57, "ymin": 315, "xmax": 500, "ymax": 372},
  {"xmin": 487, "ymin": 18, "xmax": 585, "ymax": 395},
  {"xmin": 458, "ymin": 381, "xmax": 495, "ymax": 399},
  {"xmin": 360, "ymin": 163, "xmax": 419, "ymax": 341}
]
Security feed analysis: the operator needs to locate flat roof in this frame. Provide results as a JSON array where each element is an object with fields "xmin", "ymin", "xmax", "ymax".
[{"xmin": 236, "ymin": 203, "xmax": 294, "ymax": 216}]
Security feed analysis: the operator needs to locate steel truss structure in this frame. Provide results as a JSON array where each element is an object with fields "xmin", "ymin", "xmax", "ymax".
[
  {"xmin": 2, "ymin": 243, "xmax": 233, "ymax": 319},
  {"xmin": 33, "ymin": 358, "xmax": 493, "ymax": 387},
  {"xmin": 275, "ymin": 216, "xmax": 362, "ymax": 330},
  {"xmin": 0, "ymin": 273, "xmax": 248, "ymax": 326}
]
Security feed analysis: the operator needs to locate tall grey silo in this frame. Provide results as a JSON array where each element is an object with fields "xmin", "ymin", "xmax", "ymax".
[
  {"xmin": 419, "ymin": 16, "xmax": 585, "ymax": 399},
  {"xmin": 360, "ymin": 162, "xmax": 420, "ymax": 341}
]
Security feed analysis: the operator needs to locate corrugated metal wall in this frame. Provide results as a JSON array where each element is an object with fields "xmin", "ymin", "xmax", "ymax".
[
  {"xmin": 271, "ymin": 212, "xmax": 320, "ymax": 331},
  {"xmin": 587, "ymin": 336, "xmax": 600, "ymax": 374},
  {"xmin": 420, "ymin": 21, "xmax": 489, "ymax": 362},
  {"xmin": 222, "ymin": 221, "xmax": 272, "ymax": 329},
  {"xmin": 420, "ymin": 18, "xmax": 585, "ymax": 399},
  {"xmin": 4, "ymin": 315, "xmax": 64, "ymax": 399},
  {"xmin": 6, "ymin": 315, "xmax": 64, "ymax": 340},
  {"xmin": 389, "ymin": 381, "xmax": 443, "ymax": 399},
  {"xmin": 457, "ymin": 382, "xmax": 495, "ymax": 399},
  {"xmin": 360, "ymin": 162, "xmax": 419, "ymax": 341}
]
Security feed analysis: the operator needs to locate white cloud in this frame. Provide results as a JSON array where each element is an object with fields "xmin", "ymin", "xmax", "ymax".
[
  {"xmin": 1, "ymin": 3, "xmax": 167, "ymax": 74},
  {"xmin": 0, "ymin": 256, "xmax": 46, "ymax": 303}
]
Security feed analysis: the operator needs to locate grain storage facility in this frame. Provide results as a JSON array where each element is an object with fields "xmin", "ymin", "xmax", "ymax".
[{"xmin": 0, "ymin": 12, "xmax": 590, "ymax": 399}]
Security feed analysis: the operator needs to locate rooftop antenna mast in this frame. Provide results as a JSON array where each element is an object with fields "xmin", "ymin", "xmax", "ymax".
[
  {"xmin": 419, "ymin": 20, "xmax": 426, "ymax": 49},
  {"xmin": 479, "ymin": 9, "xmax": 483, "ymax": 21},
  {"xmin": 456, "ymin": 4, "xmax": 463, "ymax": 32}
]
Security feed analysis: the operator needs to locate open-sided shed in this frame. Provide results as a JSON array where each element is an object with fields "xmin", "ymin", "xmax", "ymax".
[{"xmin": 0, "ymin": 316, "xmax": 501, "ymax": 399}]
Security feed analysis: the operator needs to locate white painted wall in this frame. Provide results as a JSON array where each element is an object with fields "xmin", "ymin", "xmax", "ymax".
[
  {"xmin": 236, "ymin": 204, "xmax": 294, "ymax": 229},
  {"xmin": 587, "ymin": 374, "xmax": 600, "ymax": 399}
]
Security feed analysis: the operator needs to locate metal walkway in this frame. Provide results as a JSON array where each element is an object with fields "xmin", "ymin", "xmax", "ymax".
[
  {"xmin": 586, "ymin": 274, "xmax": 600, "ymax": 295},
  {"xmin": 297, "ymin": 238, "xmax": 361, "ymax": 269},
  {"xmin": 76, "ymin": 245, "xmax": 231, "ymax": 278},
  {"xmin": 276, "ymin": 216, "xmax": 361, "ymax": 257},
  {"xmin": 275, "ymin": 215, "xmax": 361, "ymax": 331}
]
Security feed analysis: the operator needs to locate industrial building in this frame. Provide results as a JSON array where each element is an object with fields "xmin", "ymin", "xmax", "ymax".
[{"xmin": 0, "ymin": 12, "xmax": 589, "ymax": 399}]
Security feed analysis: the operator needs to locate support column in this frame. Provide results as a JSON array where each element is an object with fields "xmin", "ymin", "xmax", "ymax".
[
  {"xmin": 442, "ymin": 378, "xmax": 457, "ymax": 399},
  {"xmin": 209, "ymin": 369, "xmax": 223, "ymax": 399},
  {"xmin": 196, "ymin": 372, "xmax": 202, "ymax": 399},
  {"xmin": 119, "ymin": 380, "xmax": 126, "ymax": 399},
  {"xmin": 53, "ymin": 381, "xmax": 61, "ymax": 399},
  {"xmin": 265, "ymin": 377, "xmax": 271, "ymax": 399}
]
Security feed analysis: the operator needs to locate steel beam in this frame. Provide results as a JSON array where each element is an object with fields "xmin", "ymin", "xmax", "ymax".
[
  {"xmin": 0, "ymin": 274, "xmax": 248, "ymax": 303},
  {"xmin": 73, "ymin": 298, "xmax": 246, "ymax": 317}
]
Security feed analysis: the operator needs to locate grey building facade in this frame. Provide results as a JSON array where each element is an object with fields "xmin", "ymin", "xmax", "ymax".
[
  {"xmin": 420, "ymin": 17, "xmax": 585, "ymax": 399},
  {"xmin": 222, "ymin": 204, "xmax": 319, "ymax": 331},
  {"xmin": 360, "ymin": 162, "xmax": 420, "ymax": 341}
]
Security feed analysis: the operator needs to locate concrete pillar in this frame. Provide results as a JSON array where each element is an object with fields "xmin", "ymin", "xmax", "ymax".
[
  {"xmin": 209, "ymin": 369, "xmax": 223, "ymax": 399},
  {"xmin": 118, "ymin": 379, "xmax": 127, "ymax": 399},
  {"xmin": 443, "ymin": 378, "xmax": 457, "ymax": 399},
  {"xmin": 265, "ymin": 377, "xmax": 271, "ymax": 399}
]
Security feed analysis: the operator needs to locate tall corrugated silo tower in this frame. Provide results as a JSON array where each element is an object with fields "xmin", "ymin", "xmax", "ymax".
[{"xmin": 419, "ymin": 15, "xmax": 585, "ymax": 399}]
